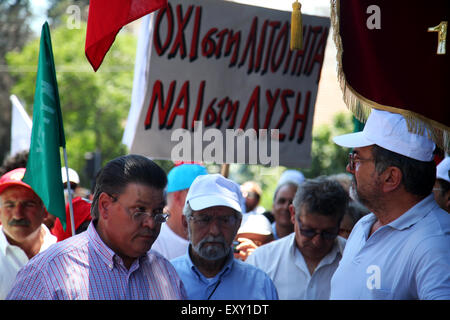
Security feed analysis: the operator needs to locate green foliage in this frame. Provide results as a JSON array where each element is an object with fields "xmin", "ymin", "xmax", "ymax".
[
  {"xmin": 227, "ymin": 112, "xmax": 354, "ymax": 211},
  {"xmin": 6, "ymin": 19, "xmax": 136, "ymax": 186}
]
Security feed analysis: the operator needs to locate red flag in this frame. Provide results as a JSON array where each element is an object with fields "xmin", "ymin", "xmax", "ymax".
[{"xmin": 85, "ymin": 0, "xmax": 167, "ymax": 71}]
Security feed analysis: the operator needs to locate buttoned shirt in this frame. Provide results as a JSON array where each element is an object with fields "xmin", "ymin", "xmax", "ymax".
[
  {"xmin": 6, "ymin": 222, "xmax": 187, "ymax": 300},
  {"xmin": 330, "ymin": 194, "xmax": 450, "ymax": 300},
  {"xmin": 0, "ymin": 224, "xmax": 56, "ymax": 299},
  {"xmin": 171, "ymin": 247, "xmax": 278, "ymax": 300},
  {"xmin": 246, "ymin": 232, "xmax": 346, "ymax": 300}
]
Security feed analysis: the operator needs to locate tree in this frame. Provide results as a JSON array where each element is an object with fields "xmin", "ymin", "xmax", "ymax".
[
  {"xmin": 6, "ymin": 19, "xmax": 137, "ymax": 187},
  {"xmin": 225, "ymin": 112, "xmax": 354, "ymax": 210},
  {"xmin": 0, "ymin": 0, "xmax": 33, "ymax": 164}
]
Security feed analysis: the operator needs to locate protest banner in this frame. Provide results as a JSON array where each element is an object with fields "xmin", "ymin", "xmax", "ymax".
[{"xmin": 128, "ymin": 0, "xmax": 330, "ymax": 167}]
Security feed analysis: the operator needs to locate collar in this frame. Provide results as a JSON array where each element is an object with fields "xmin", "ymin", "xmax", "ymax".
[
  {"xmin": 87, "ymin": 221, "xmax": 117, "ymax": 269},
  {"xmin": 185, "ymin": 244, "xmax": 234, "ymax": 283},
  {"xmin": 0, "ymin": 224, "xmax": 55, "ymax": 256},
  {"xmin": 0, "ymin": 226, "xmax": 9, "ymax": 256},
  {"xmin": 388, "ymin": 194, "xmax": 437, "ymax": 231},
  {"xmin": 288, "ymin": 232, "xmax": 345, "ymax": 266}
]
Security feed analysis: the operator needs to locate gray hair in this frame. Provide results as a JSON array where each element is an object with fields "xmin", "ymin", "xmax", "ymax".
[
  {"xmin": 292, "ymin": 176, "xmax": 349, "ymax": 222},
  {"xmin": 273, "ymin": 181, "xmax": 298, "ymax": 202}
]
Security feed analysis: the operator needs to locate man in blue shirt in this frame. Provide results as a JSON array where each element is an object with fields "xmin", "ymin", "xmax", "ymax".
[
  {"xmin": 171, "ymin": 174, "xmax": 278, "ymax": 300},
  {"xmin": 330, "ymin": 109, "xmax": 450, "ymax": 300}
]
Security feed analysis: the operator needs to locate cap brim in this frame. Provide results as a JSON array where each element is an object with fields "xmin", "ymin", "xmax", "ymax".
[
  {"xmin": 0, "ymin": 181, "xmax": 34, "ymax": 195},
  {"xmin": 189, "ymin": 195, "xmax": 242, "ymax": 213},
  {"xmin": 333, "ymin": 132, "xmax": 374, "ymax": 148}
]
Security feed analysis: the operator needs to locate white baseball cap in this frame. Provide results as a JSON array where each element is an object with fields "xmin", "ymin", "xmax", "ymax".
[
  {"xmin": 61, "ymin": 167, "xmax": 80, "ymax": 185},
  {"xmin": 186, "ymin": 174, "xmax": 244, "ymax": 213},
  {"xmin": 333, "ymin": 109, "xmax": 435, "ymax": 161},
  {"xmin": 238, "ymin": 214, "xmax": 272, "ymax": 235},
  {"xmin": 436, "ymin": 157, "xmax": 450, "ymax": 183}
]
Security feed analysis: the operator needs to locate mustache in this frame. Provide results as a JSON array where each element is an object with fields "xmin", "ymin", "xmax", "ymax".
[
  {"xmin": 198, "ymin": 235, "xmax": 227, "ymax": 248},
  {"xmin": 8, "ymin": 219, "xmax": 31, "ymax": 227}
]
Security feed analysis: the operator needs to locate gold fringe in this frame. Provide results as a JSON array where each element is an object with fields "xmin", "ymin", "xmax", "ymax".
[{"xmin": 330, "ymin": 0, "xmax": 450, "ymax": 152}]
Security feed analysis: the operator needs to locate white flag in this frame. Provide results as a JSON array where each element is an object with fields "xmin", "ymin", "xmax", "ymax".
[
  {"xmin": 10, "ymin": 94, "xmax": 32, "ymax": 156},
  {"xmin": 122, "ymin": 13, "xmax": 154, "ymax": 149}
]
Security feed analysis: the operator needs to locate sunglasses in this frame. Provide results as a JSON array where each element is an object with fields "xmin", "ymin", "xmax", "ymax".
[{"xmin": 297, "ymin": 219, "xmax": 339, "ymax": 240}]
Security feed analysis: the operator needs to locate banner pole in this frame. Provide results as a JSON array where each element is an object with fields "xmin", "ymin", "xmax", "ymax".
[
  {"xmin": 63, "ymin": 148, "xmax": 76, "ymax": 236},
  {"xmin": 220, "ymin": 163, "xmax": 230, "ymax": 178}
]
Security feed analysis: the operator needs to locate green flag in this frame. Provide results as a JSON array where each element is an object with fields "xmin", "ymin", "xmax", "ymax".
[{"xmin": 23, "ymin": 22, "xmax": 67, "ymax": 230}]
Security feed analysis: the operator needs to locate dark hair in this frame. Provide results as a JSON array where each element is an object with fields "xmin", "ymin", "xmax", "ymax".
[
  {"xmin": 0, "ymin": 150, "xmax": 29, "ymax": 176},
  {"xmin": 436, "ymin": 179, "xmax": 450, "ymax": 197},
  {"xmin": 293, "ymin": 176, "xmax": 349, "ymax": 222},
  {"xmin": 371, "ymin": 145, "xmax": 436, "ymax": 197},
  {"xmin": 91, "ymin": 154, "xmax": 167, "ymax": 220}
]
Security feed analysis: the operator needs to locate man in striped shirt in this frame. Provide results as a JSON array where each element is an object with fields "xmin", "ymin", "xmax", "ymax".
[{"xmin": 7, "ymin": 155, "xmax": 186, "ymax": 300}]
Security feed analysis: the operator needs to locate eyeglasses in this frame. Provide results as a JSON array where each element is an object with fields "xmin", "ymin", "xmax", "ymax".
[
  {"xmin": 107, "ymin": 194, "xmax": 169, "ymax": 224},
  {"xmin": 189, "ymin": 214, "xmax": 238, "ymax": 228},
  {"xmin": 348, "ymin": 152, "xmax": 374, "ymax": 171},
  {"xmin": 297, "ymin": 219, "xmax": 339, "ymax": 240}
]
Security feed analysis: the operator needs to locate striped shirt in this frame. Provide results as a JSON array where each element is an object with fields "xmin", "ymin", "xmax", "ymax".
[{"xmin": 6, "ymin": 222, "xmax": 187, "ymax": 300}]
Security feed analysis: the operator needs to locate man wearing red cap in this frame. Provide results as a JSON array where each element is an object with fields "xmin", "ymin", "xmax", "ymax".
[{"xmin": 0, "ymin": 168, "xmax": 56, "ymax": 299}]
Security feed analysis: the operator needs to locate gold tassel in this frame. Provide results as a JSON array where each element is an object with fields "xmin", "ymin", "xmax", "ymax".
[{"xmin": 290, "ymin": 1, "xmax": 303, "ymax": 50}]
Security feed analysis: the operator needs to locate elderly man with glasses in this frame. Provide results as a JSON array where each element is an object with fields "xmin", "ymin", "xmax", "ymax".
[
  {"xmin": 171, "ymin": 174, "xmax": 278, "ymax": 300},
  {"xmin": 7, "ymin": 155, "xmax": 186, "ymax": 300},
  {"xmin": 246, "ymin": 176, "xmax": 349, "ymax": 299}
]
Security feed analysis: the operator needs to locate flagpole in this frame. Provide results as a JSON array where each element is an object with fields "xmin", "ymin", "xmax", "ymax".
[{"xmin": 63, "ymin": 148, "xmax": 76, "ymax": 236}]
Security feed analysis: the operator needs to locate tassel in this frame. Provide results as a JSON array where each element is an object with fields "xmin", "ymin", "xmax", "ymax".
[{"xmin": 290, "ymin": 1, "xmax": 303, "ymax": 50}]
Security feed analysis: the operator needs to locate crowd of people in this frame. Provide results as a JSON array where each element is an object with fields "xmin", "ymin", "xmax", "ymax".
[{"xmin": 0, "ymin": 110, "xmax": 449, "ymax": 300}]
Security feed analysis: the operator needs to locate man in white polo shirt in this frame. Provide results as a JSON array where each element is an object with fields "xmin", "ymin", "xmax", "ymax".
[
  {"xmin": 330, "ymin": 109, "xmax": 450, "ymax": 300},
  {"xmin": 0, "ymin": 168, "xmax": 56, "ymax": 299},
  {"xmin": 246, "ymin": 176, "xmax": 349, "ymax": 299}
]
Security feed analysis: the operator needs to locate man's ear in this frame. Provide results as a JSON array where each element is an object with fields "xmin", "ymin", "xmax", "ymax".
[
  {"xmin": 381, "ymin": 166, "xmax": 403, "ymax": 193},
  {"xmin": 289, "ymin": 204, "xmax": 296, "ymax": 224},
  {"xmin": 98, "ymin": 192, "xmax": 112, "ymax": 220},
  {"xmin": 182, "ymin": 214, "xmax": 188, "ymax": 229}
]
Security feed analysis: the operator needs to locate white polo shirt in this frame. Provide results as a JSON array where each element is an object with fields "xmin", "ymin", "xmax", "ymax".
[
  {"xmin": 330, "ymin": 194, "xmax": 450, "ymax": 300},
  {"xmin": 0, "ymin": 225, "xmax": 56, "ymax": 299},
  {"xmin": 246, "ymin": 232, "xmax": 346, "ymax": 299}
]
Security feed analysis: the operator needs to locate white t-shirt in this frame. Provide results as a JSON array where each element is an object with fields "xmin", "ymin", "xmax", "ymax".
[
  {"xmin": 246, "ymin": 232, "xmax": 346, "ymax": 300},
  {"xmin": 151, "ymin": 222, "xmax": 189, "ymax": 260},
  {"xmin": 0, "ymin": 225, "xmax": 56, "ymax": 299}
]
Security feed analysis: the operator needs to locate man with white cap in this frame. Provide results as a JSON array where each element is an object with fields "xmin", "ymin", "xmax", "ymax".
[
  {"xmin": 234, "ymin": 214, "xmax": 273, "ymax": 261},
  {"xmin": 171, "ymin": 174, "xmax": 278, "ymax": 300},
  {"xmin": 330, "ymin": 109, "xmax": 450, "ymax": 300},
  {"xmin": 433, "ymin": 157, "xmax": 450, "ymax": 213},
  {"xmin": 152, "ymin": 163, "xmax": 207, "ymax": 260}
]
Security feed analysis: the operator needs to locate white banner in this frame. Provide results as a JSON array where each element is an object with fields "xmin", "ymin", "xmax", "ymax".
[
  {"xmin": 127, "ymin": 0, "xmax": 330, "ymax": 167},
  {"xmin": 10, "ymin": 95, "xmax": 32, "ymax": 156}
]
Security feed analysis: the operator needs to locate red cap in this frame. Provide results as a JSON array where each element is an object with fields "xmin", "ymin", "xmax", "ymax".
[
  {"xmin": 51, "ymin": 197, "xmax": 92, "ymax": 241},
  {"xmin": 0, "ymin": 168, "xmax": 33, "ymax": 195}
]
